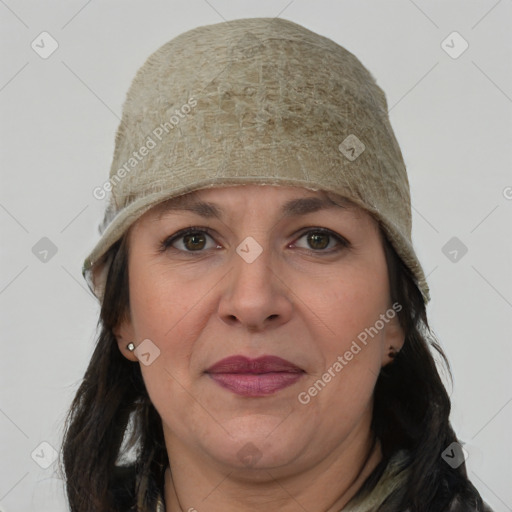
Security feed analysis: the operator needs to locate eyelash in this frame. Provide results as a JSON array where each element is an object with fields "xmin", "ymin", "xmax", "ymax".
[{"xmin": 158, "ymin": 226, "xmax": 350, "ymax": 254}]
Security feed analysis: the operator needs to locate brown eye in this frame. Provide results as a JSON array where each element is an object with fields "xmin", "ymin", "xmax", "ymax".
[
  {"xmin": 160, "ymin": 227, "xmax": 219, "ymax": 253},
  {"xmin": 182, "ymin": 232, "xmax": 207, "ymax": 251},
  {"xmin": 293, "ymin": 228, "xmax": 349, "ymax": 252},
  {"xmin": 307, "ymin": 232, "xmax": 330, "ymax": 250}
]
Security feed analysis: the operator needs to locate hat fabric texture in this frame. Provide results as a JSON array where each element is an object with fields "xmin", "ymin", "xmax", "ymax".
[{"xmin": 83, "ymin": 17, "xmax": 430, "ymax": 304}]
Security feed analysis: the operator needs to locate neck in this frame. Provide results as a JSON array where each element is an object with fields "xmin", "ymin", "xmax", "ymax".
[{"xmin": 164, "ymin": 428, "xmax": 382, "ymax": 512}]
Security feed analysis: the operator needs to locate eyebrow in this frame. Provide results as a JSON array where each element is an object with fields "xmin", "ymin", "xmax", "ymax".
[{"xmin": 155, "ymin": 194, "xmax": 349, "ymax": 221}]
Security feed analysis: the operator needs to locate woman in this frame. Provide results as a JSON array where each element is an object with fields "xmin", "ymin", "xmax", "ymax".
[{"xmin": 61, "ymin": 18, "xmax": 492, "ymax": 511}]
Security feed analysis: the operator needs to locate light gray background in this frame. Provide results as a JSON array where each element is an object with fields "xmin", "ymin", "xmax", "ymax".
[{"xmin": 1, "ymin": 1, "xmax": 511, "ymax": 511}]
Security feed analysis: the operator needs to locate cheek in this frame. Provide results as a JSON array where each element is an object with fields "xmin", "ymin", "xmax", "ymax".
[
  {"xmin": 129, "ymin": 259, "xmax": 200, "ymax": 336},
  {"xmin": 128, "ymin": 265, "xmax": 209, "ymax": 439},
  {"xmin": 127, "ymin": 254, "xmax": 223, "ymax": 385},
  {"xmin": 297, "ymin": 256, "xmax": 389, "ymax": 408},
  {"xmin": 126, "ymin": 261, "xmax": 200, "ymax": 389},
  {"xmin": 310, "ymin": 258, "xmax": 390, "ymax": 344}
]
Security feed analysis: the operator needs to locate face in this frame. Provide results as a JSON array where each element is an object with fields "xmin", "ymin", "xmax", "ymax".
[{"xmin": 116, "ymin": 184, "xmax": 404, "ymax": 477}]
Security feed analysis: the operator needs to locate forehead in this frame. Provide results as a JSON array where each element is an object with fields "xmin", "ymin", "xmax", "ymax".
[{"xmin": 149, "ymin": 185, "xmax": 359, "ymax": 221}]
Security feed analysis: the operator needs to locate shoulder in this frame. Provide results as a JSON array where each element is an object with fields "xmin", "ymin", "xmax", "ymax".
[{"xmin": 370, "ymin": 450, "xmax": 495, "ymax": 512}]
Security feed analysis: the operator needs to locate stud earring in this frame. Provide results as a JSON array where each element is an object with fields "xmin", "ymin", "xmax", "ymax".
[{"xmin": 126, "ymin": 342, "xmax": 136, "ymax": 352}]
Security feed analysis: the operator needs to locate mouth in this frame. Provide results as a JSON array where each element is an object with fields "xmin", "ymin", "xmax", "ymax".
[{"xmin": 205, "ymin": 355, "xmax": 305, "ymax": 397}]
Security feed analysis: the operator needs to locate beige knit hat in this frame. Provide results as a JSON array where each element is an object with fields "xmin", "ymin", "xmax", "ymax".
[{"xmin": 83, "ymin": 17, "xmax": 430, "ymax": 305}]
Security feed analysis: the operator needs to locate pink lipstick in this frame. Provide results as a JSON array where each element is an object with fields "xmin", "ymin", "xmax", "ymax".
[{"xmin": 205, "ymin": 355, "xmax": 304, "ymax": 397}]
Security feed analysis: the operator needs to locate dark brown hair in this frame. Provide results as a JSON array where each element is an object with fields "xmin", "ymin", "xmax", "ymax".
[{"xmin": 60, "ymin": 229, "xmax": 489, "ymax": 511}]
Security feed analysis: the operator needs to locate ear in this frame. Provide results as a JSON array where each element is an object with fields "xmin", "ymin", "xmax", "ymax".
[
  {"xmin": 381, "ymin": 309, "xmax": 405, "ymax": 367},
  {"xmin": 114, "ymin": 315, "xmax": 138, "ymax": 362}
]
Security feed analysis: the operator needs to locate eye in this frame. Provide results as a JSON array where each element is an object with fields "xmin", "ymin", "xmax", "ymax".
[
  {"xmin": 159, "ymin": 226, "xmax": 349, "ymax": 254},
  {"xmin": 292, "ymin": 228, "xmax": 349, "ymax": 252},
  {"xmin": 160, "ymin": 227, "xmax": 220, "ymax": 253}
]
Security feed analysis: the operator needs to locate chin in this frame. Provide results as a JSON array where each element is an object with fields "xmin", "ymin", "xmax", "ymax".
[{"xmin": 198, "ymin": 417, "xmax": 309, "ymax": 473}]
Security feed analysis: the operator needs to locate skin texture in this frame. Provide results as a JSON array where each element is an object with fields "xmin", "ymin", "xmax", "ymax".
[{"xmin": 115, "ymin": 184, "xmax": 405, "ymax": 511}]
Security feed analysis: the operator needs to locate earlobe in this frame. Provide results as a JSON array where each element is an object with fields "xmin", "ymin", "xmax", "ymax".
[
  {"xmin": 114, "ymin": 320, "xmax": 138, "ymax": 362},
  {"xmin": 382, "ymin": 316, "xmax": 405, "ymax": 367},
  {"xmin": 387, "ymin": 345, "xmax": 400, "ymax": 361}
]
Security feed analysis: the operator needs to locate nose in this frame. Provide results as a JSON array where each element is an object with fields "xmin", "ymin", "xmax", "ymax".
[{"xmin": 217, "ymin": 240, "xmax": 293, "ymax": 332}]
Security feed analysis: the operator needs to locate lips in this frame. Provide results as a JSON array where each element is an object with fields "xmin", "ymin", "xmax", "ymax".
[{"xmin": 205, "ymin": 355, "xmax": 304, "ymax": 397}]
